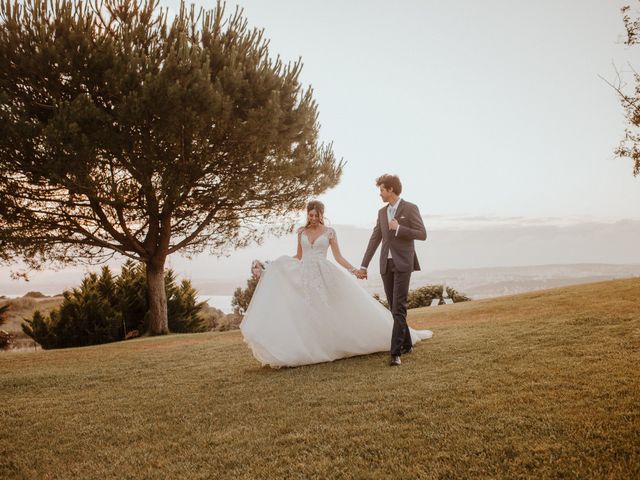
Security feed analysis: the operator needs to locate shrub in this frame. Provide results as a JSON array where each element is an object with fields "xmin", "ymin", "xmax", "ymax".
[
  {"xmin": 0, "ymin": 304, "xmax": 8, "ymax": 327},
  {"xmin": 22, "ymin": 269, "xmax": 122, "ymax": 349},
  {"xmin": 446, "ymin": 286, "xmax": 471, "ymax": 303},
  {"xmin": 0, "ymin": 330, "xmax": 12, "ymax": 350},
  {"xmin": 0, "ymin": 304, "xmax": 12, "ymax": 349},
  {"xmin": 232, "ymin": 260, "xmax": 267, "ymax": 317},
  {"xmin": 232, "ymin": 276, "xmax": 259, "ymax": 316},
  {"xmin": 166, "ymin": 273, "xmax": 207, "ymax": 333},
  {"xmin": 407, "ymin": 285, "xmax": 444, "ymax": 309},
  {"xmin": 213, "ymin": 313, "xmax": 243, "ymax": 332},
  {"xmin": 199, "ymin": 304, "xmax": 225, "ymax": 329},
  {"xmin": 199, "ymin": 304, "xmax": 241, "ymax": 332},
  {"xmin": 22, "ymin": 261, "xmax": 207, "ymax": 349},
  {"xmin": 375, "ymin": 285, "xmax": 471, "ymax": 309}
]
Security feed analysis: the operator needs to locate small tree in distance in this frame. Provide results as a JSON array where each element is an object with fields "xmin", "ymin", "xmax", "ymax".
[
  {"xmin": 374, "ymin": 285, "xmax": 471, "ymax": 309},
  {"xmin": 0, "ymin": 0, "xmax": 343, "ymax": 335},
  {"xmin": 231, "ymin": 260, "xmax": 265, "ymax": 316},
  {"xmin": 615, "ymin": 3, "xmax": 640, "ymax": 176},
  {"xmin": 232, "ymin": 275, "xmax": 260, "ymax": 316}
]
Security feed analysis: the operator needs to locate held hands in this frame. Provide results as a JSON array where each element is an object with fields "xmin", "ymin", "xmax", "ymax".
[
  {"xmin": 353, "ymin": 268, "xmax": 367, "ymax": 280},
  {"xmin": 389, "ymin": 218, "xmax": 399, "ymax": 231}
]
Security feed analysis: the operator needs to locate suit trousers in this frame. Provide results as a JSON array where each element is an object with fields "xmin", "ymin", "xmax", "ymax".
[{"xmin": 381, "ymin": 258, "xmax": 412, "ymax": 356}]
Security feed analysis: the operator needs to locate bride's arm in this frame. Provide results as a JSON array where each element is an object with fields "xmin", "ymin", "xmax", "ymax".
[
  {"xmin": 293, "ymin": 230, "xmax": 303, "ymax": 260},
  {"xmin": 328, "ymin": 231, "xmax": 356, "ymax": 274}
]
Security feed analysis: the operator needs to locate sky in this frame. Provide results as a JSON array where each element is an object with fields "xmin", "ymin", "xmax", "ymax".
[
  {"xmin": 2, "ymin": 0, "xmax": 640, "ymax": 294},
  {"xmin": 161, "ymin": 0, "xmax": 640, "ymax": 227}
]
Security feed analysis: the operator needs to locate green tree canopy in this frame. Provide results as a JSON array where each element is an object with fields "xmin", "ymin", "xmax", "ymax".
[{"xmin": 0, "ymin": 0, "xmax": 343, "ymax": 334}]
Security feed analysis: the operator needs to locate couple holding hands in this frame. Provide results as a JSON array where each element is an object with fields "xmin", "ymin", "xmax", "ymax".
[{"xmin": 240, "ymin": 174, "xmax": 432, "ymax": 368}]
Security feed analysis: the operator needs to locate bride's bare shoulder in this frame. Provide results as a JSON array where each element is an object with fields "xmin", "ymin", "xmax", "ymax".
[{"xmin": 296, "ymin": 226, "xmax": 306, "ymax": 235}]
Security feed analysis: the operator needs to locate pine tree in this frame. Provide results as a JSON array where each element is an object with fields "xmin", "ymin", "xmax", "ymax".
[
  {"xmin": 115, "ymin": 260, "xmax": 148, "ymax": 335},
  {"xmin": 166, "ymin": 275, "xmax": 207, "ymax": 333},
  {"xmin": 0, "ymin": 0, "xmax": 343, "ymax": 335}
]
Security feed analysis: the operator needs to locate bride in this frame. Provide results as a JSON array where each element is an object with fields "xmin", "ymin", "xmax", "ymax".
[{"xmin": 240, "ymin": 200, "xmax": 432, "ymax": 368}]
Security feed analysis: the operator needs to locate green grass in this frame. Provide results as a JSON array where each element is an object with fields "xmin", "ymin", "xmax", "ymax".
[{"xmin": 1, "ymin": 278, "xmax": 639, "ymax": 479}]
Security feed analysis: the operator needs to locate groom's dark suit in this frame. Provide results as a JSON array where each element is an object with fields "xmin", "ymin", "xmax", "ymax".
[{"xmin": 361, "ymin": 199, "xmax": 427, "ymax": 356}]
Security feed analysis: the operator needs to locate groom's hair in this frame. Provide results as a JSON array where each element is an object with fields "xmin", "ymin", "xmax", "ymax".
[{"xmin": 376, "ymin": 174, "xmax": 402, "ymax": 195}]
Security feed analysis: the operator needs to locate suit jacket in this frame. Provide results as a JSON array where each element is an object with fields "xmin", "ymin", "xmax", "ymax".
[{"xmin": 361, "ymin": 199, "xmax": 427, "ymax": 274}]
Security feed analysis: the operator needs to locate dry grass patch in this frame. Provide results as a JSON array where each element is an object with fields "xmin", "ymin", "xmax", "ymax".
[
  {"xmin": 1, "ymin": 296, "xmax": 64, "ymax": 331},
  {"xmin": 1, "ymin": 296, "xmax": 64, "ymax": 350}
]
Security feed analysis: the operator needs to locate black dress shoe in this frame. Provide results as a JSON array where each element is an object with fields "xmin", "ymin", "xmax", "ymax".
[
  {"xmin": 401, "ymin": 346, "xmax": 413, "ymax": 354},
  {"xmin": 389, "ymin": 355, "xmax": 401, "ymax": 366}
]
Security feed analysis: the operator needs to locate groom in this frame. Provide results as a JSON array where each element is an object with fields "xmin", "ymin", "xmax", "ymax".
[{"xmin": 356, "ymin": 174, "xmax": 427, "ymax": 366}]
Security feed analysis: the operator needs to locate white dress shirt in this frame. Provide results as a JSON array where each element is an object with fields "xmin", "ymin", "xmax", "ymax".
[{"xmin": 387, "ymin": 198, "xmax": 401, "ymax": 258}]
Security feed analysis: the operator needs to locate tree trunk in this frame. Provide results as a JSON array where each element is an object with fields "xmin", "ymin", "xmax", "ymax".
[{"xmin": 146, "ymin": 259, "xmax": 169, "ymax": 335}]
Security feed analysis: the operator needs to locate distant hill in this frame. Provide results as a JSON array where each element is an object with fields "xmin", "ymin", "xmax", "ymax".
[
  {"xmin": 2, "ymin": 218, "xmax": 639, "ymax": 297},
  {"xmin": 400, "ymin": 263, "xmax": 640, "ymax": 299}
]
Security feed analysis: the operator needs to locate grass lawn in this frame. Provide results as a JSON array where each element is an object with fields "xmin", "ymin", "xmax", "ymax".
[{"xmin": 1, "ymin": 278, "xmax": 639, "ymax": 479}]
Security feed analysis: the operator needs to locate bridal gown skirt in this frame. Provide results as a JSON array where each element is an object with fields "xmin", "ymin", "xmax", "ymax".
[{"xmin": 240, "ymin": 255, "xmax": 433, "ymax": 368}]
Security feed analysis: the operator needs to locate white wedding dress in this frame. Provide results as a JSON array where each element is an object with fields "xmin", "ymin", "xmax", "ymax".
[{"xmin": 240, "ymin": 227, "xmax": 433, "ymax": 368}]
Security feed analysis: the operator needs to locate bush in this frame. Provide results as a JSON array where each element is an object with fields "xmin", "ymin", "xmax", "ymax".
[
  {"xmin": 445, "ymin": 286, "xmax": 471, "ymax": 304},
  {"xmin": 22, "ymin": 261, "xmax": 207, "ymax": 349},
  {"xmin": 199, "ymin": 304, "xmax": 242, "ymax": 332},
  {"xmin": 166, "ymin": 273, "xmax": 207, "ymax": 333},
  {"xmin": 22, "ymin": 269, "xmax": 123, "ymax": 349},
  {"xmin": 0, "ymin": 304, "xmax": 8, "ymax": 327},
  {"xmin": 0, "ymin": 330, "xmax": 12, "ymax": 350},
  {"xmin": 213, "ymin": 313, "xmax": 242, "ymax": 332},
  {"xmin": 375, "ymin": 285, "xmax": 471, "ymax": 309},
  {"xmin": 231, "ymin": 260, "xmax": 266, "ymax": 317},
  {"xmin": 0, "ymin": 304, "xmax": 12, "ymax": 349},
  {"xmin": 232, "ymin": 276, "xmax": 259, "ymax": 316},
  {"xmin": 199, "ymin": 304, "xmax": 225, "ymax": 329}
]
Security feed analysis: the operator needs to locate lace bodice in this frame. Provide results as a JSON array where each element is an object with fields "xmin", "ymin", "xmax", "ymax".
[
  {"xmin": 299, "ymin": 227, "xmax": 335, "ymax": 260},
  {"xmin": 298, "ymin": 227, "xmax": 336, "ymax": 308}
]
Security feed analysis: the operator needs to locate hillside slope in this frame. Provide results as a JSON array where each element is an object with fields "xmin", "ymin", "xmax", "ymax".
[{"xmin": 1, "ymin": 278, "xmax": 638, "ymax": 479}]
